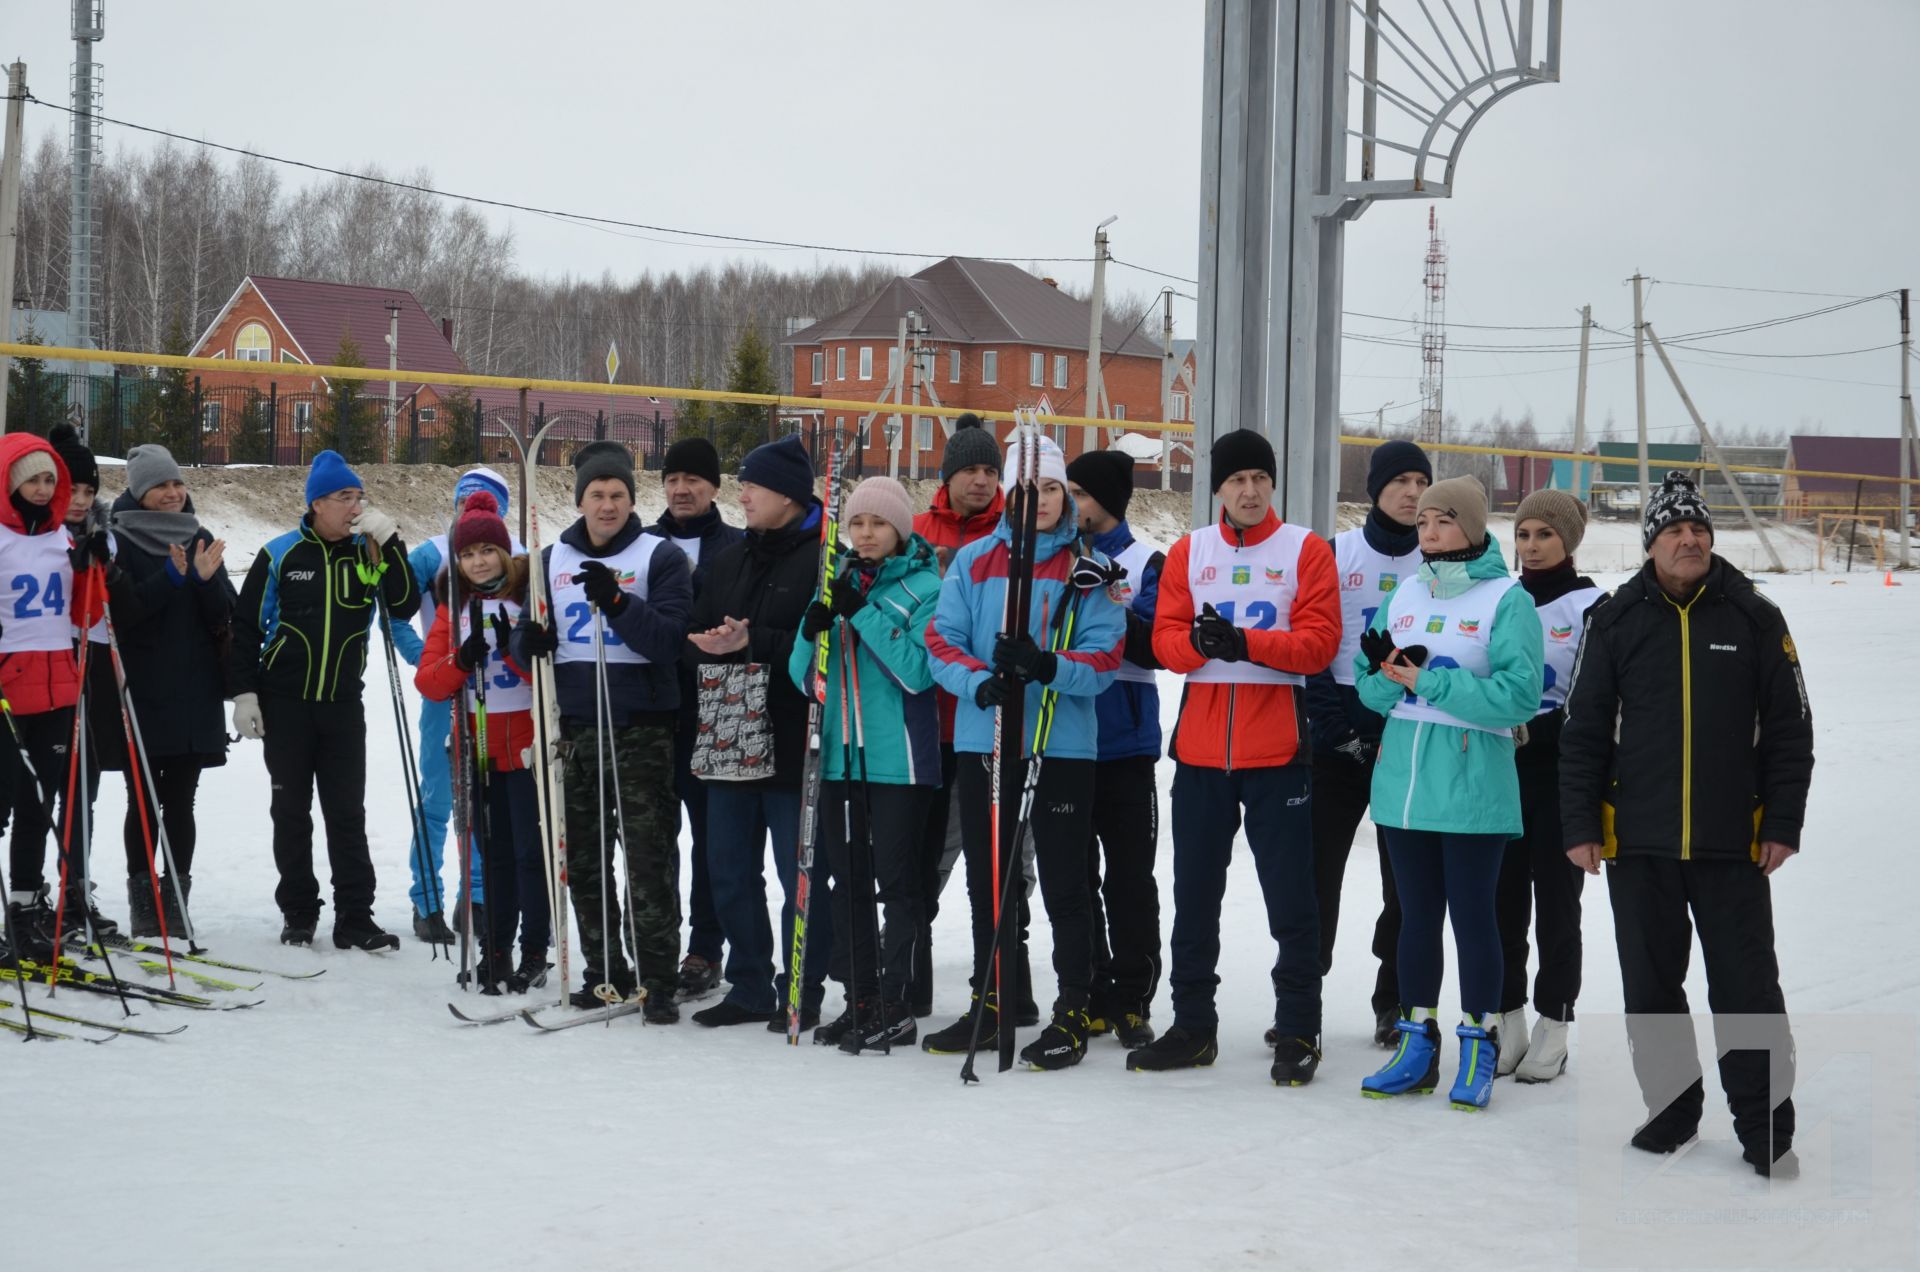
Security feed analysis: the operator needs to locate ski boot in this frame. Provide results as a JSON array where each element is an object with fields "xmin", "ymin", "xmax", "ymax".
[
  {"xmin": 1372, "ymin": 1004, "xmax": 1400, "ymax": 1048},
  {"xmin": 332, "ymin": 916, "xmax": 400, "ymax": 953},
  {"xmin": 841, "ymin": 1001, "xmax": 916, "ymax": 1054},
  {"xmin": 280, "ymin": 914, "xmax": 318, "ymax": 947},
  {"xmin": 1514, "ymin": 1017, "xmax": 1569, "ymax": 1083},
  {"xmin": 1450, "ymin": 1015, "xmax": 1499, "ymax": 1111},
  {"xmin": 1271, "ymin": 1036, "xmax": 1322, "ymax": 1087},
  {"xmin": 7, "ymin": 892, "xmax": 56, "ymax": 963},
  {"xmin": 1630, "ymin": 1079, "xmax": 1705, "ymax": 1154},
  {"xmin": 1020, "ymin": 1006, "xmax": 1091, "ymax": 1071},
  {"xmin": 691, "ymin": 999, "xmax": 774, "ymax": 1027},
  {"xmin": 642, "ymin": 984, "xmax": 679, "ymax": 1025},
  {"xmin": 675, "ymin": 953, "xmax": 722, "ymax": 1001},
  {"xmin": 159, "ymin": 876, "xmax": 191, "ymax": 938},
  {"xmin": 1362, "ymin": 1013, "xmax": 1442, "ymax": 1098},
  {"xmin": 1496, "ymin": 1005, "xmax": 1530, "ymax": 1077},
  {"xmin": 1127, "ymin": 1025, "xmax": 1217, "ymax": 1072},
  {"xmin": 1742, "ymin": 1136, "xmax": 1798, "ymax": 1179},
  {"xmin": 813, "ymin": 1000, "xmax": 866, "ymax": 1047},
  {"xmin": 61, "ymin": 889, "xmax": 119, "ymax": 941},
  {"xmin": 1113, "ymin": 1011, "xmax": 1156, "ymax": 1050},
  {"xmin": 127, "ymin": 876, "xmax": 162, "ymax": 939},
  {"xmin": 413, "ymin": 910, "xmax": 456, "ymax": 945},
  {"xmin": 508, "ymin": 949, "xmax": 552, "ymax": 994},
  {"xmin": 922, "ymin": 994, "xmax": 998, "ymax": 1055},
  {"xmin": 768, "ymin": 1002, "xmax": 821, "ymax": 1034},
  {"xmin": 570, "ymin": 968, "xmax": 636, "ymax": 1009}
]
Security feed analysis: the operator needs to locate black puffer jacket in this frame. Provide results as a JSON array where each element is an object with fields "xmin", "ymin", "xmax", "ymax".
[
  {"xmin": 683, "ymin": 501, "xmax": 823, "ymax": 789},
  {"xmin": 1559, "ymin": 556, "xmax": 1814, "ymax": 860},
  {"xmin": 105, "ymin": 492, "xmax": 238, "ymax": 765}
]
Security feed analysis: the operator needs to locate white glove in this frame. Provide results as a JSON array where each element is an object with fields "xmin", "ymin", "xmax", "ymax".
[
  {"xmin": 351, "ymin": 506, "xmax": 400, "ymax": 549},
  {"xmin": 232, "ymin": 692, "xmax": 266, "ymax": 740}
]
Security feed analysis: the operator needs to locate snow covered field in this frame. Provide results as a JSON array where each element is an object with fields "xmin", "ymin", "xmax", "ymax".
[{"xmin": 14, "ymin": 560, "xmax": 1918, "ymax": 1270}]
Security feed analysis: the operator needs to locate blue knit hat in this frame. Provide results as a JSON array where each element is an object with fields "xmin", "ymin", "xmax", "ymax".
[
  {"xmin": 305, "ymin": 449, "xmax": 363, "ymax": 504},
  {"xmin": 738, "ymin": 435, "xmax": 816, "ymax": 506}
]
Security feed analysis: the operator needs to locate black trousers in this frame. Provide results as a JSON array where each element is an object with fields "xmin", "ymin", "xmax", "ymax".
[
  {"xmin": 262, "ymin": 696, "xmax": 377, "ymax": 926},
  {"xmin": 1086, "ymin": 753, "xmax": 1162, "ymax": 1016},
  {"xmin": 957, "ymin": 753, "xmax": 1094, "ymax": 1011},
  {"xmin": 1309, "ymin": 750, "xmax": 1401, "ymax": 1014},
  {"xmin": 909, "ymin": 744, "xmax": 960, "ymax": 1009},
  {"xmin": 122, "ymin": 759, "xmax": 205, "ymax": 879},
  {"xmin": 1608, "ymin": 854, "xmax": 1796, "ymax": 1149},
  {"xmin": 3, "ymin": 708, "xmax": 78, "ymax": 898},
  {"xmin": 1496, "ymin": 757, "xmax": 1585, "ymax": 1019},
  {"xmin": 824, "ymin": 780, "xmax": 929, "ymax": 1005}
]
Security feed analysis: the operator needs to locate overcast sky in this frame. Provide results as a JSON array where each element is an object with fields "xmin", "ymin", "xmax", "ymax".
[{"xmin": 7, "ymin": 0, "xmax": 1917, "ymax": 441}]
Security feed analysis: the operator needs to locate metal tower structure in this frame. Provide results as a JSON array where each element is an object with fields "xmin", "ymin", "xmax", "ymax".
[
  {"xmin": 1192, "ymin": 0, "xmax": 1560, "ymax": 531},
  {"xmin": 1419, "ymin": 207, "xmax": 1447, "ymax": 444},
  {"xmin": 69, "ymin": 0, "xmax": 104, "ymax": 352}
]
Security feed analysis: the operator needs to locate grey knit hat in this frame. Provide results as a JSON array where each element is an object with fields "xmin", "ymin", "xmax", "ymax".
[
  {"xmin": 940, "ymin": 413, "xmax": 1001, "ymax": 483},
  {"xmin": 1514, "ymin": 488, "xmax": 1588, "ymax": 556},
  {"xmin": 573, "ymin": 440, "xmax": 636, "ymax": 504},
  {"xmin": 125, "ymin": 444, "xmax": 185, "ymax": 502}
]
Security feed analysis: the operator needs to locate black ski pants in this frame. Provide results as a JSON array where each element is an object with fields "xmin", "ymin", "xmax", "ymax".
[
  {"xmin": 122, "ymin": 759, "xmax": 204, "ymax": 880},
  {"xmin": 1496, "ymin": 756, "xmax": 1585, "ymax": 1019},
  {"xmin": 1309, "ymin": 748, "xmax": 1401, "ymax": 1015},
  {"xmin": 2, "ymin": 708, "xmax": 77, "ymax": 898},
  {"xmin": 481, "ymin": 767, "xmax": 551, "ymax": 960},
  {"xmin": 262, "ymin": 695, "xmax": 377, "ymax": 926},
  {"xmin": 1086, "ymin": 753, "xmax": 1162, "ymax": 1017},
  {"xmin": 909, "ymin": 743, "xmax": 960, "ymax": 1011},
  {"xmin": 957, "ymin": 752, "xmax": 1094, "ymax": 1012},
  {"xmin": 1607, "ymin": 854, "xmax": 1796, "ymax": 1151},
  {"xmin": 823, "ymin": 780, "xmax": 929, "ymax": 1005}
]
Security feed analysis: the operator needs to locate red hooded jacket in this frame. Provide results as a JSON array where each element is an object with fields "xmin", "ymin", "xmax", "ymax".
[
  {"xmin": 0, "ymin": 433, "xmax": 81, "ymax": 716},
  {"xmin": 912, "ymin": 483, "xmax": 1007, "ymax": 743}
]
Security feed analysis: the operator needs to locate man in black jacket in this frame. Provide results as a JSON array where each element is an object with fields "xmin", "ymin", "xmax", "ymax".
[
  {"xmin": 643, "ymin": 436, "xmax": 744, "ymax": 1002},
  {"xmin": 231, "ymin": 450, "xmax": 418, "ymax": 951},
  {"xmin": 1561, "ymin": 471, "xmax": 1814, "ymax": 1178},
  {"xmin": 683, "ymin": 435, "xmax": 834, "ymax": 1030},
  {"xmin": 513, "ymin": 442, "xmax": 692, "ymax": 1019}
]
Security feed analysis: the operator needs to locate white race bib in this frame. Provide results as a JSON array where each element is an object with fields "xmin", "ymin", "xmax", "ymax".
[
  {"xmin": 1332, "ymin": 528, "xmax": 1420, "ymax": 687},
  {"xmin": 1533, "ymin": 585, "xmax": 1603, "ymax": 714},
  {"xmin": 0, "ymin": 524, "xmax": 76, "ymax": 654},
  {"xmin": 549, "ymin": 536, "xmax": 662, "ymax": 667},
  {"xmin": 1184, "ymin": 521, "xmax": 1311, "ymax": 686},
  {"xmin": 1383, "ymin": 574, "xmax": 1519, "ymax": 734}
]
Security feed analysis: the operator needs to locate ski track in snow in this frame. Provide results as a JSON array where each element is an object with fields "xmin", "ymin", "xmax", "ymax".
[{"xmin": 11, "ymin": 562, "xmax": 1917, "ymax": 1270}]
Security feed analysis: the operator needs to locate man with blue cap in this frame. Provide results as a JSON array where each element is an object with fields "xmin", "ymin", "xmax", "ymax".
[{"xmin": 231, "ymin": 450, "xmax": 419, "ymax": 951}]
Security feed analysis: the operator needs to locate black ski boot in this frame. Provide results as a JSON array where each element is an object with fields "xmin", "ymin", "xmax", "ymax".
[
  {"xmin": 675, "ymin": 953, "xmax": 722, "ymax": 1001},
  {"xmin": 280, "ymin": 915, "xmax": 317, "ymax": 947},
  {"xmin": 569, "ymin": 968, "xmax": 636, "ymax": 1009},
  {"xmin": 841, "ymin": 1001, "xmax": 917, "ymax": 1054},
  {"xmin": 1630, "ymin": 1079, "xmax": 1705, "ymax": 1154},
  {"xmin": 508, "ymin": 949, "xmax": 552, "ymax": 994},
  {"xmin": 768, "ymin": 1002, "xmax": 821, "ymax": 1034},
  {"xmin": 691, "ymin": 999, "xmax": 774, "ymax": 1027},
  {"xmin": 642, "ymin": 984, "xmax": 679, "ymax": 1025},
  {"xmin": 1373, "ymin": 1004, "xmax": 1400, "ymax": 1048},
  {"xmin": 159, "ymin": 876, "xmax": 191, "ymax": 938},
  {"xmin": 458, "ymin": 951, "xmax": 512, "ymax": 995},
  {"xmin": 5, "ymin": 893, "xmax": 55, "ymax": 963},
  {"xmin": 813, "ymin": 1000, "xmax": 865, "ymax": 1047},
  {"xmin": 1271, "ymin": 1036, "xmax": 1322, "ymax": 1087},
  {"xmin": 1127, "ymin": 1025, "xmax": 1219, "ymax": 1072},
  {"xmin": 413, "ymin": 910, "xmax": 456, "ymax": 945},
  {"xmin": 922, "ymin": 994, "xmax": 998, "ymax": 1055},
  {"xmin": 333, "ymin": 916, "xmax": 400, "ymax": 952},
  {"xmin": 1742, "ymin": 1137, "xmax": 1798, "ymax": 1178},
  {"xmin": 62, "ymin": 890, "xmax": 119, "ymax": 941},
  {"xmin": 127, "ymin": 876, "xmax": 161, "ymax": 939},
  {"xmin": 1113, "ymin": 1011, "xmax": 1157, "ymax": 1050},
  {"xmin": 1020, "ymin": 1006, "xmax": 1091, "ymax": 1071}
]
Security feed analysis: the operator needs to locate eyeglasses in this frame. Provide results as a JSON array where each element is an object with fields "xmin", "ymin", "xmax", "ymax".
[{"xmin": 319, "ymin": 490, "xmax": 365, "ymax": 506}]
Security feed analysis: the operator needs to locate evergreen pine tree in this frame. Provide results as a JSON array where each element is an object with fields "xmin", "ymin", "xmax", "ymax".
[
  {"xmin": 434, "ymin": 390, "xmax": 481, "ymax": 466},
  {"xmin": 3, "ymin": 329, "xmax": 62, "ymax": 436},
  {"xmin": 715, "ymin": 326, "xmax": 777, "ymax": 466},
  {"xmin": 313, "ymin": 334, "xmax": 384, "ymax": 465}
]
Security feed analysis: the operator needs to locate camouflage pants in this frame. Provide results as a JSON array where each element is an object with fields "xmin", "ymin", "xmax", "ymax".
[{"xmin": 560, "ymin": 718, "xmax": 682, "ymax": 998}]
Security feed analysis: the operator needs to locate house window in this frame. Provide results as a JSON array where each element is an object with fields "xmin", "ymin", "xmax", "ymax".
[
  {"xmin": 201, "ymin": 402, "xmax": 223, "ymax": 433},
  {"xmin": 916, "ymin": 416, "xmax": 933, "ymax": 451},
  {"xmin": 1054, "ymin": 355, "xmax": 1069, "ymax": 389},
  {"xmin": 811, "ymin": 352, "xmax": 824, "ymax": 385},
  {"xmin": 982, "ymin": 351, "xmax": 998, "ymax": 385},
  {"xmin": 1170, "ymin": 391, "xmax": 1187, "ymax": 421},
  {"xmin": 418, "ymin": 407, "xmax": 438, "ymax": 424},
  {"xmin": 949, "ymin": 349, "xmax": 961, "ymax": 383},
  {"xmin": 1029, "ymin": 352, "xmax": 1044, "ymax": 387},
  {"xmin": 235, "ymin": 323, "xmax": 271, "ymax": 362},
  {"xmin": 280, "ymin": 348, "xmax": 301, "ymax": 364},
  {"xmin": 858, "ymin": 347, "xmax": 874, "ymax": 381},
  {"xmin": 888, "ymin": 346, "xmax": 901, "ymax": 382},
  {"xmin": 835, "ymin": 347, "xmax": 846, "ymax": 380},
  {"xmin": 292, "ymin": 401, "xmax": 313, "ymax": 432},
  {"xmin": 1112, "ymin": 404, "xmax": 1125, "ymax": 421}
]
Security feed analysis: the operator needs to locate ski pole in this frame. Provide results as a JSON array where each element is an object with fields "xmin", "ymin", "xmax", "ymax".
[
  {"xmin": 587, "ymin": 610, "xmax": 626, "ymax": 1013},
  {"xmin": 364, "ymin": 538, "xmax": 444, "ymax": 959},
  {"xmin": 0, "ymin": 822, "xmax": 39, "ymax": 1039}
]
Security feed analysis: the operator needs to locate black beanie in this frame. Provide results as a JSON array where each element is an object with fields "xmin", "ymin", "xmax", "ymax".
[
  {"xmin": 662, "ymin": 435, "xmax": 721, "ymax": 488},
  {"xmin": 48, "ymin": 424, "xmax": 99, "ymax": 491},
  {"xmin": 573, "ymin": 440, "xmax": 636, "ymax": 504},
  {"xmin": 1065, "ymin": 449, "xmax": 1135, "ymax": 521},
  {"xmin": 738, "ymin": 434, "xmax": 816, "ymax": 506},
  {"xmin": 1366, "ymin": 439, "xmax": 1432, "ymax": 503},
  {"xmin": 1209, "ymin": 428, "xmax": 1276, "ymax": 492},
  {"xmin": 941, "ymin": 413, "xmax": 1002, "ymax": 483}
]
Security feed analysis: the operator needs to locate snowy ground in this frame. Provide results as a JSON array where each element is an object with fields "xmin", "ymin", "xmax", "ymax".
[{"xmin": 14, "ymin": 499, "xmax": 1919, "ymax": 1267}]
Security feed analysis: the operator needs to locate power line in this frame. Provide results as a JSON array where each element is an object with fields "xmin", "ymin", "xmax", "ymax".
[{"xmin": 1648, "ymin": 278, "xmax": 1890, "ymax": 301}]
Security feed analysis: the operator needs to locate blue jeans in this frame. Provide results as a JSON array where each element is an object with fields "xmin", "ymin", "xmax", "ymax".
[
  {"xmin": 1169, "ymin": 763, "xmax": 1321, "ymax": 1037},
  {"xmin": 676, "ymin": 752, "xmax": 724, "ymax": 964},
  {"xmin": 408, "ymin": 697, "xmax": 483, "ymax": 916},
  {"xmin": 1383, "ymin": 827, "xmax": 1505, "ymax": 1017},
  {"xmin": 705, "ymin": 784, "xmax": 834, "ymax": 1014}
]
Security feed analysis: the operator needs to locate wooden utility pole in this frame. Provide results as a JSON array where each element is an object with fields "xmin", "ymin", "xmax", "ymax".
[
  {"xmin": 1572, "ymin": 303, "xmax": 1591, "ymax": 502},
  {"xmin": 1085, "ymin": 216, "xmax": 1115, "ymax": 454},
  {"xmin": 1632, "ymin": 273, "xmax": 1650, "ymax": 512},
  {"xmin": 1900, "ymin": 287, "xmax": 1912, "ymax": 569},
  {"xmin": 0, "ymin": 63, "xmax": 27, "ymax": 433}
]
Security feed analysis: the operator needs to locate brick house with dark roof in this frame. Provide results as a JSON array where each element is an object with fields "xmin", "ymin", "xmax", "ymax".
[
  {"xmin": 1783, "ymin": 435, "xmax": 1910, "ymax": 521},
  {"xmin": 783, "ymin": 256, "xmax": 1175, "ymax": 475}
]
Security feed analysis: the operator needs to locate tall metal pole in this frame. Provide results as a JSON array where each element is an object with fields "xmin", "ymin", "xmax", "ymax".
[
  {"xmin": 887, "ymin": 316, "xmax": 907, "ymax": 481},
  {"xmin": 1159, "ymin": 288, "xmax": 1175, "ymax": 490},
  {"xmin": 385, "ymin": 301, "xmax": 400, "ymax": 464},
  {"xmin": 1900, "ymin": 287, "xmax": 1912, "ymax": 569},
  {"xmin": 1086, "ymin": 216, "xmax": 1115, "ymax": 454},
  {"xmin": 1632, "ymin": 273, "xmax": 1650, "ymax": 512},
  {"xmin": 1572, "ymin": 303, "xmax": 1591, "ymax": 502},
  {"xmin": 0, "ymin": 62, "xmax": 27, "ymax": 434},
  {"xmin": 68, "ymin": 0, "xmax": 101, "ymax": 352}
]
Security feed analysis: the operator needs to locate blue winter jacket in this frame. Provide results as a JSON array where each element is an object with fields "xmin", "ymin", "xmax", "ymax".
[
  {"xmin": 926, "ymin": 493, "xmax": 1127, "ymax": 761},
  {"xmin": 1089, "ymin": 521, "xmax": 1162, "ymax": 762}
]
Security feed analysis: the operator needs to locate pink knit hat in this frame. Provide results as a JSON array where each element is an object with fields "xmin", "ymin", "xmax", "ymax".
[{"xmin": 843, "ymin": 476, "xmax": 915, "ymax": 546}]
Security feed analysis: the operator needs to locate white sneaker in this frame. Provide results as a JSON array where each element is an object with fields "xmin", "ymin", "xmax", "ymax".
[
  {"xmin": 1496, "ymin": 1006, "xmax": 1531, "ymax": 1076},
  {"xmin": 1514, "ymin": 1016, "xmax": 1569, "ymax": 1083}
]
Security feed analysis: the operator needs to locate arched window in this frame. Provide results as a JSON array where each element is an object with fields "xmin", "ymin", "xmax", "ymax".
[{"xmin": 235, "ymin": 322, "xmax": 272, "ymax": 362}]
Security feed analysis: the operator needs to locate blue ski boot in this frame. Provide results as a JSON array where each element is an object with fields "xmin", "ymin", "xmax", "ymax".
[
  {"xmin": 1361, "ymin": 1013, "xmax": 1441, "ymax": 1098},
  {"xmin": 1450, "ymin": 1015, "xmax": 1499, "ymax": 1111}
]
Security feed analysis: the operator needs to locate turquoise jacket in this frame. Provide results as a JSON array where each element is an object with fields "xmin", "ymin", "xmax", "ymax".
[
  {"xmin": 787, "ymin": 534, "xmax": 944, "ymax": 786},
  {"xmin": 1356, "ymin": 536, "xmax": 1544, "ymax": 837}
]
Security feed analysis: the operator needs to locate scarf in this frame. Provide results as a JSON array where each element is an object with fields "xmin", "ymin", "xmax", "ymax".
[{"xmin": 112, "ymin": 507, "xmax": 204, "ymax": 558}]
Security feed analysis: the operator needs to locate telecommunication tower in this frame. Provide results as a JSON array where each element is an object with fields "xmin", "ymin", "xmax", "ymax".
[
  {"xmin": 1418, "ymin": 207, "xmax": 1447, "ymax": 445},
  {"xmin": 69, "ymin": 0, "xmax": 104, "ymax": 351}
]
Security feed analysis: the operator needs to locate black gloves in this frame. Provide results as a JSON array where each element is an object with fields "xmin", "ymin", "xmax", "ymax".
[
  {"xmin": 489, "ymin": 608, "xmax": 514, "ymax": 660},
  {"xmin": 455, "ymin": 597, "xmax": 490, "ymax": 671},
  {"xmin": 1190, "ymin": 603, "xmax": 1248, "ymax": 663},
  {"xmin": 1333, "ymin": 735, "xmax": 1376, "ymax": 766},
  {"xmin": 974, "ymin": 673, "xmax": 1012, "ymax": 710},
  {"xmin": 576, "ymin": 560, "xmax": 628, "ymax": 615},
  {"xmin": 68, "ymin": 529, "xmax": 111, "ymax": 573},
  {"xmin": 516, "ymin": 616, "xmax": 559, "ymax": 660},
  {"xmin": 993, "ymin": 631, "xmax": 1057, "ymax": 685},
  {"xmin": 830, "ymin": 576, "xmax": 867, "ymax": 620},
  {"xmin": 1359, "ymin": 627, "xmax": 1427, "ymax": 673},
  {"xmin": 1070, "ymin": 553, "xmax": 1123, "ymax": 593},
  {"xmin": 800, "ymin": 601, "xmax": 834, "ymax": 642}
]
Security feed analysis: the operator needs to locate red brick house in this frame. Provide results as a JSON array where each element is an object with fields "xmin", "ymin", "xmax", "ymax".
[{"xmin": 783, "ymin": 257, "xmax": 1171, "ymax": 474}]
